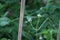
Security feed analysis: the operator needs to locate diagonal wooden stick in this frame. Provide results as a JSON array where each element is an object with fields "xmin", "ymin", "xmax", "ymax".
[
  {"xmin": 18, "ymin": 0, "xmax": 25, "ymax": 40},
  {"xmin": 57, "ymin": 20, "xmax": 60, "ymax": 40}
]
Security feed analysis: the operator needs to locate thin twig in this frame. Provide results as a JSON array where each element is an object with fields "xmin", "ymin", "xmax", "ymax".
[
  {"xmin": 57, "ymin": 20, "xmax": 60, "ymax": 40},
  {"xmin": 37, "ymin": 18, "xmax": 49, "ymax": 31},
  {"xmin": 18, "ymin": 0, "xmax": 25, "ymax": 40}
]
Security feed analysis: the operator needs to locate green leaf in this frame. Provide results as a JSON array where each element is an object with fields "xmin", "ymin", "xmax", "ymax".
[
  {"xmin": 0, "ymin": 17, "xmax": 10, "ymax": 26},
  {"xmin": 0, "ymin": 3, "xmax": 4, "ymax": 9},
  {"xmin": 1, "ymin": 38, "xmax": 7, "ymax": 40}
]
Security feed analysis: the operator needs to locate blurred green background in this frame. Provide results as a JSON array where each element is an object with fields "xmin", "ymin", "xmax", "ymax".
[{"xmin": 0, "ymin": 0, "xmax": 60, "ymax": 40}]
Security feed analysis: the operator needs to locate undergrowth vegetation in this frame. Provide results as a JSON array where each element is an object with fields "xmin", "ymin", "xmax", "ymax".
[{"xmin": 0, "ymin": 0, "xmax": 60, "ymax": 40}]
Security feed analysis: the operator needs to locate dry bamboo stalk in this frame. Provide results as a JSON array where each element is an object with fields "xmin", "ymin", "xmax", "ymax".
[
  {"xmin": 57, "ymin": 20, "xmax": 60, "ymax": 40},
  {"xmin": 18, "ymin": 0, "xmax": 25, "ymax": 40}
]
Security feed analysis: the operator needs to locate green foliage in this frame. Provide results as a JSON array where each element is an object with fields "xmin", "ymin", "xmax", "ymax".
[
  {"xmin": 0, "ymin": 0, "xmax": 60, "ymax": 40},
  {"xmin": 0, "ymin": 0, "xmax": 20, "ymax": 40},
  {"xmin": 0, "ymin": 17, "xmax": 10, "ymax": 26},
  {"xmin": 23, "ymin": 0, "xmax": 60, "ymax": 40},
  {"xmin": 1, "ymin": 38, "xmax": 7, "ymax": 40}
]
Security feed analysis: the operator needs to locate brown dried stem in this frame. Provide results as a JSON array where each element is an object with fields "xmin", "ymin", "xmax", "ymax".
[{"xmin": 18, "ymin": 0, "xmax": 25, "ymax": 40}]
